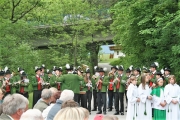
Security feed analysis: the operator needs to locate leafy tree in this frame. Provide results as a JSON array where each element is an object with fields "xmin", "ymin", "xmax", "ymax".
[
  {"xmin": 0, "ymin": 0, "xmax": 42, "ymax": 72},
  {"xmin": 29, "ymin": 0, "xmax": 115, "ymax": 71},
  {"xmin": 111, "ymin": 0, "xmax": 180, "ymax": 79},
  {"xmin": 0, "ymin": 0, "xmax": 117, "ymax": 74}
]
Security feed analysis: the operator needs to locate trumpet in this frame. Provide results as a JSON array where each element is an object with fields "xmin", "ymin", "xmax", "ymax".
[
  {"xmin": 86, "ymin": 77, "xmax": 92, "ymax": 88},
  {"xmin": 92, "ymin": 75, "xmax": 97, "ymax": 79},
  {"xmin": 113, "ymin": 77, "xmax": 118, "ymax": 83},
  {"xmin": 4, "ymin": 79, "xmax": 12, "ymax": 86},
  {"xmin": 96, "ymin": 77, "xmax": 102, "ymax": 87},
  {"xmin": 12, "ymin": 81, "xmax": 21, "ymax": 86},
  {"xmin": 40, "ymin": 77, "xmax": 45, "ymax": 86}
]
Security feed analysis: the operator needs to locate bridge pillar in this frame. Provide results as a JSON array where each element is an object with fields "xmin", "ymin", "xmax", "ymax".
[{"xmin": 87, "ymin": 43, "xmax": 100, "ymax": 74}]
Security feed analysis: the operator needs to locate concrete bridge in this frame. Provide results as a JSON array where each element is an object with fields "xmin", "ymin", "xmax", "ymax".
[
  {"xmin": 30, "ymin": 18, "xmax": 114, "ymax": 73},
  {"xmin": 31, "ymin": 19, "xmax": 114, "ymax": 49}
]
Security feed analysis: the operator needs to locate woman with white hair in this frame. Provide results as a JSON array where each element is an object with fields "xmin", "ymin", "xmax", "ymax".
[
  {"xmin": 20, "ymin": 109, "xmax": 43, "ymax": 120},
  {"xmin": 0, "ymin": 93, "xmax": 29, "ymax": 120},
  {"xmin": 54, "ymin": 107, "xmax": 89, "ymax": 120}
]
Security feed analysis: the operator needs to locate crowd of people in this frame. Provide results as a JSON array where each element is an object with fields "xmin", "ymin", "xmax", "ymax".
[{"xmin": 0, "ymin": 62, "xmax": 179, "ymax": 120}]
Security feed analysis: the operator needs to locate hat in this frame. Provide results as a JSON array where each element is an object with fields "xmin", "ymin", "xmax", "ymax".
[
  {"xmin": 35, "ymin": 66, "xmax": 41, "ymax": 73},
  {"xmin": 155, "ymin": 71, "xmax": 162, "ymax": 76},
  {"xmin": 21, "ymin": 72, "xmax": 27, "ymax": 77},
  {"xmin": 126, "ymin": 68, "xmax": 131, "ymax": 73},
  {"xmin": 150, "ymin": 62, "xmax": 159, "ymax": 68},
  {"xmin": 0, "ymin": 70, "xmax": 4, "ymax": 76},
  {"xmin": 94, "ymin": 66, "xmax": 100, "ymax": 72},
  {"xmin": 98, "ymin": 67, "xmax": 107, "ymax": 72},
  {"xmin": 77, "ymin": 66, "xmax": 81, "ymax": 70},
  {"xmin": 5, "ymin": 70, "xmax": 11, "ymax": 75},
  {"xmin": 143, "ymin": 66, "xmax": 150, "ymax": 73},
  {"xmin": 117, "ymin": 65, "xmax": 124, "ymax": 71},
  {"xmin": 65, "ymin": 64, "xmax": 73, "ymax": 70},
  {"xmin": 164, "ymin": 67, "xmax": 171, "ymax": 72},
  {"xmin": 134, "ymin": 67, "xmax": 141, "ymax": 73},
  {"xmin": 4, "ymin": 66, "xmax": 11, "ymax": 75},
  {"xmin": 41, "ymin": 64, "xmax": 46, "ymax": 69},
  {"xmin": 73, "ymin": 70, "xmax": 78, "ymax": 74},
  {"xmin": 129, "ymin": 65, "xmax": 133, "ymax": 71},
  {"xmin": 111, "ymin": 65, "xmax": 118, "ymax": 70},
  {"xmin": 94, "ymin": 114, "xmax": 103, "ymax": 120},
  {"xmin": 54, "ymin": 66, "xmax": 63, "ymax": 72},
  {"xmin": 47, "ymin": 69, "xmax": 53, "ymax": 74},
  {"xmin": 85, "ymin": 68, "xmax": 90, "ymax": 73},
  {"xmin": 20, "ymin": 70, "xmax": 25, "ymax": 75},
  {"xmin": 17, "ymin": 67, "xmax": 23, "ymax": 72}
]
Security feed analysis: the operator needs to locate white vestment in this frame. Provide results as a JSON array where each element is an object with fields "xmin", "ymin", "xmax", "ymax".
[
  {"xmin": 137, "ymin": 84, "xmax": 152, "ymax": 120},
  {"xmin": 152, "ymin": 88, "xmax": 166, "ymax": 110},
  {"xmin": 164, "ymin": 84, "xmax": 180, "ymax": 120},
  {"xmin": 126, "ymin": 83, "xmax": 138, "ymax": 120}
]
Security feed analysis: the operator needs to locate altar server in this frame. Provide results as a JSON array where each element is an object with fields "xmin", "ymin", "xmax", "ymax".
[
  {"xmin": 151, "ymin": 72, "xmax": 166, "ymax": 120},
  {"xmin": 126, "ymin": 76, "xmax": 140, "ymax": 120},
  {"xmin": 138, "ymin": 74, "xmax": 152, "ymax": 120},
  {"xmin": 164, "ymin": 75, "xmax": 180, "ymax": 120}
]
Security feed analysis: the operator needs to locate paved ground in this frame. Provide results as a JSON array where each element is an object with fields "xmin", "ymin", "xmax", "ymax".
[
  {"xmin": 88, "ymin": 94, "xmax": 127, "ymax": 120},
  {"xmin": 98, "ymin": 63, "xmax": 112, "ymax": 72},
  {"xmin": 89, "ymin": 108, "xmax": 126, "ymax": 120}
]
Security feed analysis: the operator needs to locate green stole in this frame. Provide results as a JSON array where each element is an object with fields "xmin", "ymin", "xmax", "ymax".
[{"xmin": 151, "ymin": 86, "xmax": 164, "ymax": 97}]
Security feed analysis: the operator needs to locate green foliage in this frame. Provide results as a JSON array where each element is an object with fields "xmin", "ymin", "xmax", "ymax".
[
  {"xmin": 109, "ymin": 59, "xmax": 122, "ymax": 66},
  {"xmin": 0, "ymin": 17, "xmax": 40, "ymax": 73},
  {"xmin": 111, "ymin": 0, "xmax": 180, "ymax": 79},
  {"xmin": 0, "ymin": 0, "xmax": 116, "ymax": 74}
]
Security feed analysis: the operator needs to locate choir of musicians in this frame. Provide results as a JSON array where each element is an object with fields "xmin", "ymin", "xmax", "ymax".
[{"xmin": 0, "ymin": 62, "xmax": 179, "ymax": 120}]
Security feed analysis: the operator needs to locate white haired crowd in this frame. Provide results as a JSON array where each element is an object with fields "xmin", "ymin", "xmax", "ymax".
[{"xmin": 0, "ymin": 88, "xmax": 90, "ymax": 120}]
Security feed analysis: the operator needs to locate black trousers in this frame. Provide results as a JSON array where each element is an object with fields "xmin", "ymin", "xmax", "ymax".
[
  {"xmin": 3, "ymin": 91, "xmax": 11, "ymax": 99},
  {"xmin": 115, "ymin": 91, "xmax": 124, "ymax": 113},
  {"xmin": 74, "ymin": 93, "xmax": 79, "ymax": 103},
  {"xmin": 86, "ymin": 90, "xmax": 92, "ymax": 112},
  {"xmin": 108, "ymin": 90, "xmax": 114, "ymax": 109},
  {"xmin": 80, "ymin": 94, "xmax": 87, "ymax": 108},
  {"xmin": 19, "ymin": 92, "xmax": 29, "ymax": 99},
  {"xmin": 125, "ymin": 90, "xmax": 128, "ymax": 104},
  {"xmin": 93, "ymin": 89, "xmax": 97, "ymax": 109},
  {"xmin": 97, "ymin": 91, "xmax": 106, "ymax": 112},
  {"xmin": 33, "ymin": 90, "xmax": 42, "ymax": 107}
]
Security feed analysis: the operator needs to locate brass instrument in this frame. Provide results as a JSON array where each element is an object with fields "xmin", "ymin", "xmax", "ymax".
[
  {"xmin": 87, "ymin": 76, "xmax": 92, "ymax": 88},
  {"xmin": 97, "ymin": 77, "xmax": 103, "ymax": 90},
  {"xmin": 3, "ymin": 79, "xmax": 12, "ymax": 88},
  {"xmin": 40, "ymin": 77, "xmax": 45, "ymax": 86}
]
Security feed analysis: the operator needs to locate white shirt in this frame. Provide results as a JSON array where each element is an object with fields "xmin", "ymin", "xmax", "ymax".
[{"xmin": 42, "ymin": 103, "xmax": 55, "ymax": 120}]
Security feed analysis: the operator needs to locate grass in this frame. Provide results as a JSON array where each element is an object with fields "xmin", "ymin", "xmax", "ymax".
[{"xmin": 99, "ymin": 54, "xmax": 119, "ymax": 63}]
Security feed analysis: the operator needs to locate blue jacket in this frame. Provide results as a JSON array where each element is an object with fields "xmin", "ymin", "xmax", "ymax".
[{"xmin": 46, "ymin": 99, "xmax": 63, "ymax": 120}]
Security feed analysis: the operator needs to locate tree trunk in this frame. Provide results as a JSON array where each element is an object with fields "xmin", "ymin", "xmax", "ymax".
[{"xmin": 87, "ymin": 43, "xmax": 100, "ymax": 74}]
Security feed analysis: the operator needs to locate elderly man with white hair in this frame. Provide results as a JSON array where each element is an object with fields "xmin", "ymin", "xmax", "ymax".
[
  {"xmin": 0, "ymin": 93, "xmax": 29, "ymax": 120},
  {"xmin": 20, "ymin": 109, "xmax": 43, "ymax": 120},
  {"xmin": 33, "ymin": 88, "xmax": 52, "ymax": 112},
  {"xmin": 46, "ymin": 89, "xmax": 74, "ymax": 120}
]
